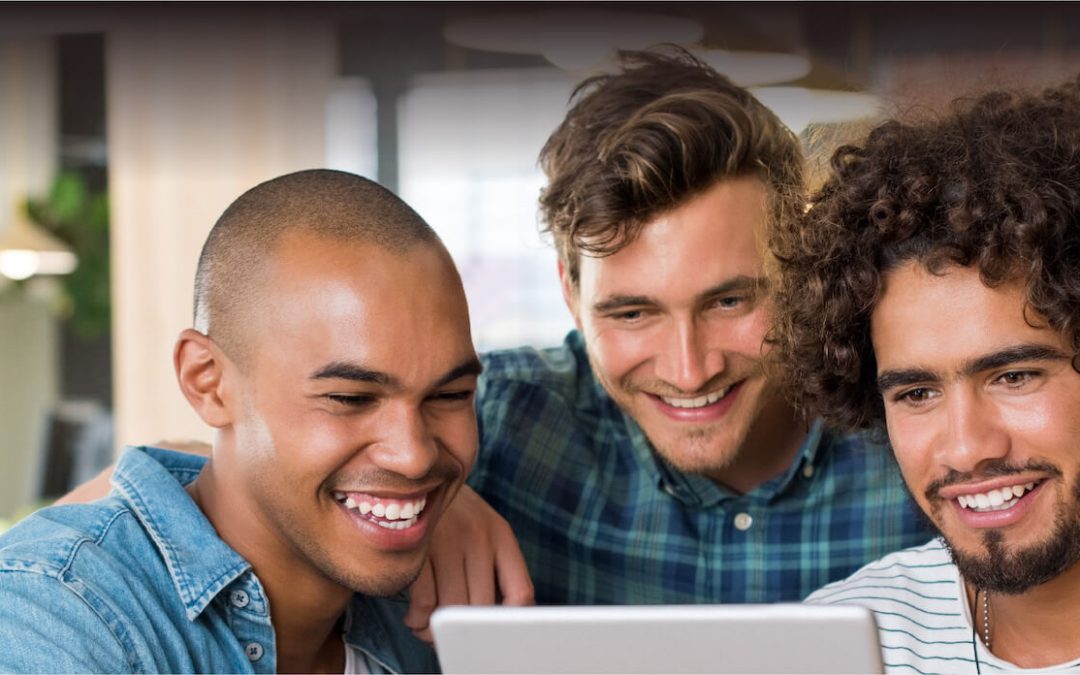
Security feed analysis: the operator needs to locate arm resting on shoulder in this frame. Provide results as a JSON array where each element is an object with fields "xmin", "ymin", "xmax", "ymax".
[
  {"xmin": 404, "ymin": 484, "xmax": 534, "ymax": 643},
  {"xmin": 55, "ymin": 440, "xmax": 211, "ymax": 505}
]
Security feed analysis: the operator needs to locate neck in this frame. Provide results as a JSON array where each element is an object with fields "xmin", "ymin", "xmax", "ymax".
[
  {"xmin": 188, "ymin": 456, "xmax": 352, "ymax": 673},
  {"xmin": 706, "ymin": 394, "xmax": 808, "ymax": 494},
  {"xmin": 968, "ymin": 563, "xmax": 1080, "ymax": 668}
]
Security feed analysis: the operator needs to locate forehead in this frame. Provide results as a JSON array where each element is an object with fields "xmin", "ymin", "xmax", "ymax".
[
  {"xmin": 253, "ymin": 231, "xmax": 474, "ymax": 380},
  {"xmin": 577, "ymin": 176, "xmax": 767, "ymax": 299},
  {"xmin": 871, "ymin": 263, "xmax": 1059, "ymax": 372}
]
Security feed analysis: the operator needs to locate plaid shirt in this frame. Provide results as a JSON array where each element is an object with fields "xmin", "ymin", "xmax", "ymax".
[{"xmin": 470, "ymin": 331, "xmax": 933, "ymax": 605}]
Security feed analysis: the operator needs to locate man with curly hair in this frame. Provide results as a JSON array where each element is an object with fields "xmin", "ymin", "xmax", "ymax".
[{"xmin": 773, "ymin": 79, "xmax": 1080, "ymax": 670}]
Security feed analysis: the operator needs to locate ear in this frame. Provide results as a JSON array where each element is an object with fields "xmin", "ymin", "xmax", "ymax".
[
  {"xmin": 558, "ymin": 259, "xmax": 583, "ymax": 331},
  {"xmin": 174, "ymin": 328, "xmax": 232, "ymax": 429}
]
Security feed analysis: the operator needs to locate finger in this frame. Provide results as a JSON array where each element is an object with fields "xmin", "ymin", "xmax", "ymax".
[
  {"xmin": 413, "ymin": 625, "xmax": 434, "ymax": 646},
  {"xmin": 462, "ymin": 538, "xmax": 497, "ymax": 606},
  {"xmin": 431, "ymin": 544, "xmax": 472, "ymax": 607},
  {"xmin": 493, "ymin": 529, "xmax": 535, "ymax": 606}
]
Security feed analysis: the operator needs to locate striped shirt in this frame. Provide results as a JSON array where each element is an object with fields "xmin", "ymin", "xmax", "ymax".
[
  {"xmin": 470, "ymin": 331, "xmax": 933, "ymax": 605},
  {"xmin": 805, "ymin": 538, "xmax": 1080, "ymax": 673}
]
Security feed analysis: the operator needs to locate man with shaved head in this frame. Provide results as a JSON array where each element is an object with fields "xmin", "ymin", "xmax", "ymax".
[{"xmin": 0, "ymin": 169, "xmax": 481, "ymax": 672}]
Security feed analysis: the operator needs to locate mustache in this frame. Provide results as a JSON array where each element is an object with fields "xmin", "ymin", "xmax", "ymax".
[
  {"xmin": 620, "ymin": 364, "xmax": 765, "ymax": 397},
  {"xmin": 330, "ymin": 461, "xmax": 462, "ymax": 493},
  {"xmin": 924, "ymin": 459, "xmax": 1063, "ymax": 502}
]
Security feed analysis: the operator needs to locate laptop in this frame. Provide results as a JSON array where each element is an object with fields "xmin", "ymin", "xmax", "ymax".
[{"xmin": 431, "ymin": 603, "xmax": 882, "ymax": 674}]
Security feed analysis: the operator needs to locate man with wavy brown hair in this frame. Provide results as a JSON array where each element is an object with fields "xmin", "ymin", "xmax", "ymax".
[
  {"xmin": 459, "ymin": 47, "xmax": 929, "ymax": 607},
  {"xmin": 774, "ymin": 79, "xmax": 1080, "ymax": 670}
]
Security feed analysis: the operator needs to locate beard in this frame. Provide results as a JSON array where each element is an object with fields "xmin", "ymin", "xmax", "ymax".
[{"xmin": 930, "ymin": 463, "xmax": 1080, "ymax": 595}]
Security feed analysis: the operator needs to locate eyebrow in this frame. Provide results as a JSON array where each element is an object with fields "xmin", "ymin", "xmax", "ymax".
[
  {"xmin": 876, "ymin": 343, "xmax": 1070, "ymax": 393},
  {"xmin": 310, "ymin": 357, "xmax": 483, "ymax": 389},
  {"xmin": 591, "ymin": 275, "xmax": 765, "ymax": 314}
]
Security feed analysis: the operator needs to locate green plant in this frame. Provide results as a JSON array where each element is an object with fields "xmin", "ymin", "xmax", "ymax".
[{"xmin": 24, "ymin": 173, "xmax": 111, "ymax": 337}]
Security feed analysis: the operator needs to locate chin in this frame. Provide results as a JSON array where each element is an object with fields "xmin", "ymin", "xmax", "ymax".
[{"xmin": 341, "ymin": 565, "xmax": 425, "ymax": 598}]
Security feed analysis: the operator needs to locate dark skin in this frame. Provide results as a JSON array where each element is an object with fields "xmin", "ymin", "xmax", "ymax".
[{"xmin": 172, "ymin": 231, "xmax": 481, "ymax": 672}]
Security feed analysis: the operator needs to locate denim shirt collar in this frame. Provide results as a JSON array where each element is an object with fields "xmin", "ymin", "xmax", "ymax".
[
  {"xmin": 110, "ymin": 446, "xmax": 252, "ymax": 622},
  {"xmin": 109, "ymin": 446, "xmax": 425, "ymax": 673}
]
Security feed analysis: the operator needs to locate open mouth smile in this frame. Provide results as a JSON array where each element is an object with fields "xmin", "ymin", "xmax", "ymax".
[
  {"xmin": 332, "ymin": 491, "xmax": 428, "ymax": 530},
  {"xmin": 955, "ymin": 481, "xmax": 1040, "ymax": 513},
  {"xmin": 658, "ymin": 385, "xmax": 733, "ymax": 409}
]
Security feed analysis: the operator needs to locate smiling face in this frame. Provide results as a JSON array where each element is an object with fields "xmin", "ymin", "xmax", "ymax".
[
  {"xmin": 562, "ymin": 176, "xmax": 802, "ymax": 488},
  {"xmin": 216, "ymin": 230, "xmax": 480, "ymax": 597},
  {"xmin": 873, "ymin": 262, "xmax": 1080, "ymax": 593}
]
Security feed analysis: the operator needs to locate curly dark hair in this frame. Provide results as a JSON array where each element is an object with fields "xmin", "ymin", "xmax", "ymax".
[
  {"xmin": 539, "ymin": 46, "xmax": 804, "ymax": 285},
  {"xmin": 769, "ymin": 75, "xmax": 1080, "ymax": 432}
]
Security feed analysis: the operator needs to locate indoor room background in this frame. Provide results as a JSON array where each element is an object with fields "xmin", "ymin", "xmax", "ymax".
[{"xmin": 1, "ymin": 1, "xmax": 1078, "ymax": 527}]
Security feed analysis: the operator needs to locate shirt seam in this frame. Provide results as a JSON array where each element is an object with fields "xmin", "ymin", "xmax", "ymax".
[{"xmin": 0, "ymin": 535, "xmax": 139, "ymax": 672}]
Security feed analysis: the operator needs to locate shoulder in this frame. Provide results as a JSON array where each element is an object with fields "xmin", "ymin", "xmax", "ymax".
[
  {"xmin": 479, "ymin": 331, "xmax": 589, "ymax": 398},
  {"xmin": 0, "ymin": 501, "xmax": 152, "ymax": 671},
  {"xmin": 806, "ymin": 538, "xmax": 956, "ymax": 607},
  {"xmin": 806, "ymin": 539, "xmax": 980, "ymax": 673},
  {"xmin": 476, "ymin": 332, "xmax": 605, "ymax": 438},
  {"xmin": 0, "ymin": 498, "xmax": 137, "ymax": 575}
]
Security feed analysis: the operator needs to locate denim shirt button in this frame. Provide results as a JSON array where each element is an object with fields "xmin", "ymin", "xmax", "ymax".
[
  {"xmin": 230, "ymin": 590, "xmax": 250, "ymax": 608},
  {"xmin": 245, "ymin": 642, "xmax": 264, "ymax": 661}
]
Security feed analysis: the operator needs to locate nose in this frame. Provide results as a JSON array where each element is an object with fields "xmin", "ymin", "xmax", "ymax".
[
  {"xmin": 938, "ymin": 388, "xmax": 1010, "ymax": 474},
  {"xmin": 655, "ymin": 317, "xmax": 723, "ymax": 393},
  {"xmin": 367, "ymin": 404, "xmax": 440, "ymax": 480}
]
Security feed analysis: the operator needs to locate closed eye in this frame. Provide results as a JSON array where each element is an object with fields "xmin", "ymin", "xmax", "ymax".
[
  {"xmin": 429, "ymin": 390, "xmax": 475, "ymax": 403},
  {"xmin": 325, "ymin": 393, "xmax": 376, "ymax": 407}
]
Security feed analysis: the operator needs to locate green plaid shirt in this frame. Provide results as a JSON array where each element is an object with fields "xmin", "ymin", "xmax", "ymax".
[{"xmin": 470, "ymin": 331, "xmax": 933, "ymax": 604}]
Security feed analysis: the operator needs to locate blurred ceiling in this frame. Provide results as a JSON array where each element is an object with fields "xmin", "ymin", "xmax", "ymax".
[{"xmin": 3, "ymin": 3, "xmax": 1078, "ymax": 91}]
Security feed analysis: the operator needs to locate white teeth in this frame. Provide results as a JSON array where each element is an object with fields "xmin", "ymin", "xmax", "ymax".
[
  {"xmin": 376, "ymin": 517, "xmax": 418, "ymax": 530},
  {"xmin": 661, "ymin": 387, "xmax": 730, "ymax": 409},
  {"xmin": 957, "ymin": 482, "xmax": 1038, "ymax": 512},
  {"xmin": 338, "ymin": 494, "xmax": 427, "ymax": 526}
]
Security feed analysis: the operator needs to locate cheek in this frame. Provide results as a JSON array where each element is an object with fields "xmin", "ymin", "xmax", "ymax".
[
  {"xmin": 886, "ymin": 412, "xmax": 935, "ymax": 493},
  {"xmin": 702, "ymin": 308, "xmax": 770, "ymax": 357},
  {"xmin": 586, "ymin": 324, "xmax": 657, "ymax": 380},
  {"xmin": 437, "ymin": 410, "xmax": 479, "ymax": 472}
]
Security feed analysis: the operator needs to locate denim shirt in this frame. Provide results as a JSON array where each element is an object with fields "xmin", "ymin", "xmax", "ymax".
[{"xmin": 0, "ymin": 446, "xmax": 438, "ymax": 673}]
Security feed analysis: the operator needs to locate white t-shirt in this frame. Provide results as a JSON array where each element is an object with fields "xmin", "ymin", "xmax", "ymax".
[
  {"xmin": 343, "ymin": 642, "xmax": 371, "ymax": 675},
  {"xmin": 805, "ymin": 538, "xmax": 1080, "ymax": 673}
]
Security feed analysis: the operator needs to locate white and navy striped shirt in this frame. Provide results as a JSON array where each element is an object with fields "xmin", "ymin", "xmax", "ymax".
[{"xmin": 805, "ymin": 538, "xmax": 1080, "ymax": 673}]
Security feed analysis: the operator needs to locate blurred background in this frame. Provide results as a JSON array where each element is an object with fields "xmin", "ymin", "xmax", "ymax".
[{"xmin": 2, "ymin": 1, "xmax": 1080, "ymax": 525}]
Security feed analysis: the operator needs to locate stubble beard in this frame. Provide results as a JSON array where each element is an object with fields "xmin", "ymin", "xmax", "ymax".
[
  {"xmin": 933, "ymin": 468, "xmax": 1080, "ymax": 595},
  {"xmin": 592, "ymin": 361, "xmax": 767, "ymax": 479}
]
